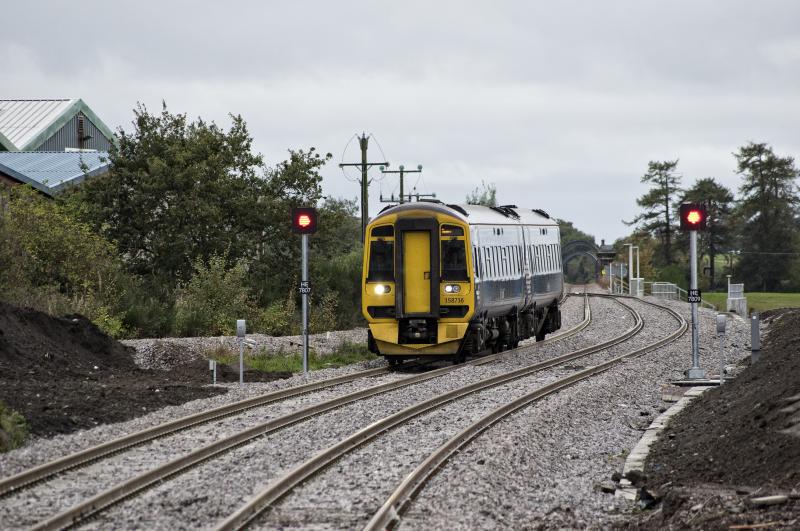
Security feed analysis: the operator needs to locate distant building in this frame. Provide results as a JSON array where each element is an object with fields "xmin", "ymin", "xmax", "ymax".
[
  {"xmin": 0, "ymin": 151, "xmax": 111, "ymax": 197},
  {"xmin": 0, "ymin": 99, "xmax": 115, "ymax": 152}
]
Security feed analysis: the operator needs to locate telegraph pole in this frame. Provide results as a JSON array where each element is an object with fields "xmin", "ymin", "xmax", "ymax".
[
  {"xmin": 339, "ymin": 134, "xmax": 389, "ymax": 242},
  {"xmin": 379, "ymin": 164, "xmax": 422, "ymax": 204}
]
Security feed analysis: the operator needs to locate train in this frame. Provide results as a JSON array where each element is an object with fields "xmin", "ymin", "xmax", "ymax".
[{"xmin": 361, "ymin": 200, "xmax": 563, "ymax": 364}]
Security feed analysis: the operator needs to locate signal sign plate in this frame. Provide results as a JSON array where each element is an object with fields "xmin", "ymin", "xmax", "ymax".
[
  {"xmin": 299, "ymin": 281, "xmax": 311, "ymax": 295},
  {"xmin": 688, "ymin": 288, "xmax": 701, "ymax": 303}
]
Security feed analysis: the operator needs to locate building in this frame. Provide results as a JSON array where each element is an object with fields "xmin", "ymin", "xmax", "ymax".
[
  {"xmin": 0, "ymin": 151, "xmax": 111, "ymax": 196},
  {"xmin": 0, "ymin": 99, "xmax": 115, "ymax": 152}
]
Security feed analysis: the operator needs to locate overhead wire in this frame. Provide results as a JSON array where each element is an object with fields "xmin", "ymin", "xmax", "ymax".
[{"xmin": 339, "ymin": 133, "xmax": 360, "ymax": 183}]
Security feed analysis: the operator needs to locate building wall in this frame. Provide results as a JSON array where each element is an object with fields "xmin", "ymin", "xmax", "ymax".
[{"xmin": 34, "ymin": 113, "xmax": 113, "ymax": 151}]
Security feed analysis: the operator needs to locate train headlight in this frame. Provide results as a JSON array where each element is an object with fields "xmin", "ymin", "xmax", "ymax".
[
  {"xmin": 444, "ymin": 284, "xmax": 461, "ymax": 294},
  {"xmin": 373, "ymin": 284, "xmax": 391, "ymax": 295}
]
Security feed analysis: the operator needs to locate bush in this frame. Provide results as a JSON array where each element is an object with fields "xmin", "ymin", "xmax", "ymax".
[
  {"xmin": 0, "ymin": 402, "xmax": 28, "ymax": 453},
  {"xmin": 174, "ymin": 254, "xmax": 257, "ymax": 336},
  {"xmin": 0, "ymin": 185, "xmax": 129, "ymax": 336},
  {"xmin": 310, "ymin": 291, "xmax": 338, "ymax": 333}
]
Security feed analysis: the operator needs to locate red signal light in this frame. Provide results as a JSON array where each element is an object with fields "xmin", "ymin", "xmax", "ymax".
[
  {"xmin": 679, "ymin": 203, "xmax": 707, "ymax": 231},
  {"xmin": 291, "ymin": 207, "xmax": 318, "ymax": 234}
]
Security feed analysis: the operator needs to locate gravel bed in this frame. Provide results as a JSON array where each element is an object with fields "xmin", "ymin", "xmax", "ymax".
[
  {"xmin": 123, "ymin": 329, "xmax": 368, "ymax": 370},
  {"xmin": 0, "ymin": 369, "xmax": 410, "ymax": 528},
  {"xmin": 399, "ymin": 297, "xmax": 751, "ymax": 530},
  {"xmin": 250, "ymin": 295, "xmax": 667, "ymax": 529},
  {"xmin": 73, "ymin": 296, "xmax": 630, "ymax": 530},
  {"xmin": 0, "ymin": 358, "xmax": 385, "ymax": 478},
  {"xmin": 0, "ymin": 296, "xmax": 584, "ymax": 528}
]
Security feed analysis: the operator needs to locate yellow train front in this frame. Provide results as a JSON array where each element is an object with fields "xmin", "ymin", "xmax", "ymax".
[{"xmin": 362, "ymin": 201, "xmax": 564, "ymax": 365}]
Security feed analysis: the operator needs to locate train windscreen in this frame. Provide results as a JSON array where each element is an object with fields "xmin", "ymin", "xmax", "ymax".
[
  {"xmin": 368, "ymin": 240, "xmax": 394, "ymax": 281},
  {"xmin": 441, "ymin": 239, "xmax": 468, "ymax": 281}
]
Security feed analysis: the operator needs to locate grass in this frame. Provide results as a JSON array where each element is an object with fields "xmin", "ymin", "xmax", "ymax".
[
  {"xmin": 701, "ymin": 292, "xmax": 800, "ymax": 313},
  {"xmin": 0, "ymin": 401, "xmax": 28, "ymax": 453},
  {"xmin": 208, "ymin": 341, "xmax": 378, "ymax": 374}
]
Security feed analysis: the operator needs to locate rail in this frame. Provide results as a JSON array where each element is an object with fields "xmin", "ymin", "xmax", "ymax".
[
  {"xmin": 364, "ymin": 294, "xmax": 687, "ymax": 530},
  {"xmin": 30, "ymin": 295, "xmax": 593, "ymax": 530},
  {"xmin": 214, "ymin": 295, "xmax": 643, "ymax": 531}
]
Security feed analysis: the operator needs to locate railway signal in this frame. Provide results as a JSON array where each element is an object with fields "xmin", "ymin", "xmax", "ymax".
[
  {"xmin": 679, "ymin": 202, "xmax": 707, "ymax": 379},
  {"xmin": 291, "ymin": 207, "xmax": 318, "ymax": 234},
  {"xmin": 291, "ymin": 207, "xmax": 318, "ymax": 372},
  {"xmin": 679, "ymin": 203, "xmax": 707, "ymax": 231}
]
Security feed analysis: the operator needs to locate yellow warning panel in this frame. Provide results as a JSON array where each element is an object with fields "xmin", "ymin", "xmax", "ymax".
[{"xmin": 403, "ymin": 231, "xmax": 431, "ymax": 313}]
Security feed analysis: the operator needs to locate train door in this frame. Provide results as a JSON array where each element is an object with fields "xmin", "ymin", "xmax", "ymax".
[
  {"xmin": 395, "ymin": 218, "xmax": 439, "ymax": 320},
  {"xmin": 403, "ymin": 231, "xmax": 431, "ymax": 313}
]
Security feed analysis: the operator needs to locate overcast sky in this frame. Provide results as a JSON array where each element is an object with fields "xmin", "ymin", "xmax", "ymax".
[{"xmin": 5, "ymin": 1, "xmax": 799, "ymax": 242}]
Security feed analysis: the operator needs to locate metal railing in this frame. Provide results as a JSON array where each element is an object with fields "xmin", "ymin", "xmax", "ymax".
[{"xmin": 644, "ymin": 281, "xmax": 717, "ymax": 310}]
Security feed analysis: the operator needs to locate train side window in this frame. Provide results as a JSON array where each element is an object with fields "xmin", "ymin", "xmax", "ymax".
[
  {"xmin": 545, "ymin": 245, "xmax": 551, "ymax": 272},
  {"xmin": 442, "ymin": 238, "xmax": 469, "ymax": 281},
  {"xmin": 368, "ymin": 240, "xmax": 394, "ymax": 281},
  {"xmin": 473, "ymin": 246, "xmax": 480, "ymax": 278},
  {"xmin": 537, "ymin": 245, "xmax": 543, "ymax": 273}
]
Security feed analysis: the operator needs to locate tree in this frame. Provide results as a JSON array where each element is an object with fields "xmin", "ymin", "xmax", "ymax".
[
  {"xmin": 680, "ymin": 178, "xmax": 735, "ymax": 290},
  {"xmin": 66, "ymin": 102, "xmax": 267, "ymax": 285},
  {"xmin": 466, "ymin": 181, "xmax": 497, "ymax": 206},
  {"xmin": 627, "ymin": 160, "xmax": 682, "ymax": 266},
  {"xmin": 733, "ymin": 142, "xmax": 799, "ymax": 291}
]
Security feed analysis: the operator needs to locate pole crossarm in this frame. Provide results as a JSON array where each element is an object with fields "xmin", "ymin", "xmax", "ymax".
[{"xmin": 339, "ymin": 133, "xmax": 390, "ymax": 242}]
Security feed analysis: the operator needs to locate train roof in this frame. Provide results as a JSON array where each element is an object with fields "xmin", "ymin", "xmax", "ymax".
[{"xmin": 373, "ymin": 201, "xmax": 558, "ymax": 227}]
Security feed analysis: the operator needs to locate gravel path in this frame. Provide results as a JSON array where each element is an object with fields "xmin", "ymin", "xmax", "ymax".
[{"xmin": 72, "ymin": 296, "xmax": 629, "ymax": 530}]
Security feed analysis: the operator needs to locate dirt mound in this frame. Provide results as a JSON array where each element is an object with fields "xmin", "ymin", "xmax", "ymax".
[
  {"xmin": 629, "ymin": 310, "xmax": 800, "ymax": 529},
  {"xmin": 0, "ymin": 302, "xmax": 289, "ymax": 439}
]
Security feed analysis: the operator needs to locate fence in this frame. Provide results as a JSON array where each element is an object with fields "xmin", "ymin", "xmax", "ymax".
[{"xmin": 645, "ymin": 281, "xmax": 717, "ymax": 310}]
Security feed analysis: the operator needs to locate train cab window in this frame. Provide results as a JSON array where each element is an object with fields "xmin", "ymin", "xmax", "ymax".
[
  {"xmin": 372, "ymin": 225, "xmax": 394, "ymax": 237},
  {"xmin": 368, "ymin": 239, "xmax": 394, "ymax": 281},
  {"xmin": 442, "ymin": 238, "xmax": 468, "ymax": 281}
]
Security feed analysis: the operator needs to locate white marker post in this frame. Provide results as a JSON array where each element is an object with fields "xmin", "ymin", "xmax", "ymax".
[
  {"xmin": 716, "ymin": 314, "xmax": 726, "ymax": 385},
  {"xmin": 236, "ymin": 319, "xmax": 246, "ymax": 384}
]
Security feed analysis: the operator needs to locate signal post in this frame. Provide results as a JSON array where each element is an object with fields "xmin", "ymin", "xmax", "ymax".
[
  {"xmin": 680, "ymin": 203, "xmax": 707, "ymax": 379},
  {"xmin": 291, "ymin": 207, "xmax": 318, "ymax": 373}
]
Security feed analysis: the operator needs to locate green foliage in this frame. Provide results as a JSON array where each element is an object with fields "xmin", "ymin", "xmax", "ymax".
[
  {"xmin": 0, "ymin": 401, "xmax": 28, "ymax": 452},
  {"xmin": 248, "ymin": 148, "xmax": 333, "ymax": 305},
  {"xmin": 557, "ymin": 219, "xmax": 597, "ymax": 283},
  {"xmin": 65, "ymin": 102, "xmax": 267, "ymax": 285},
  {"xmin": 174, "ymin": 254, "xmax": 256, "ymax": 336},
  {"xmin": 679, "ymin": 178, "xmax": 735, "ymax": 290},
  {"xmin": 627, "ymin": 160, "xmax": 683, "ymax": 266},
  {"xmin": 254, "ymin": 288, "xmax": 298, "ymax": 336},
  {"xmin": 466, "ymin": 181, "xmax": 497, "ymax": 206},
  {"xmin": 0, "ymin": 185, "xmax": 129, "ymax": 337},
  {"xmin": 733, "ymin": 142, "xmax": 799, "ymax": 291},
  {"xmin": 310, "ymin": 291, "xmax": 338, "ymax": 333},
  {"xmin": 311, "ymin": 248, "xmax": 364, "ymax": 329}
]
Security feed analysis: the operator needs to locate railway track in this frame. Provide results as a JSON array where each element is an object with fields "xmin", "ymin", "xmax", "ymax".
[
  {"xmin": 17, "ymin": 294, "xmax": 592, "ymax": 530},
  {"xmin": 364, "ymin": 295, "xmax": 687, "ymax": 530},
  {"xmin": 214, "ymin": 294, "xmax": 648, "ymax": 530}
]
